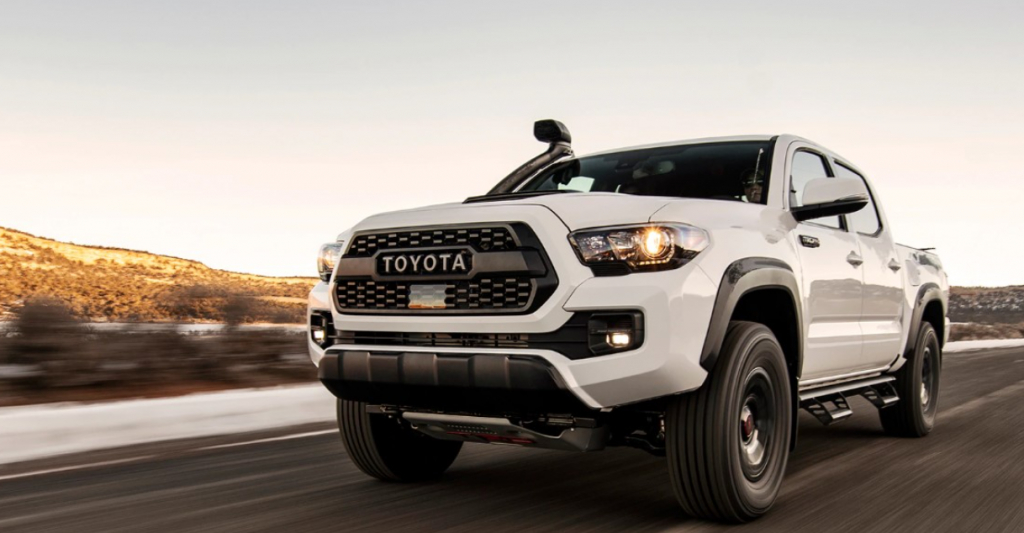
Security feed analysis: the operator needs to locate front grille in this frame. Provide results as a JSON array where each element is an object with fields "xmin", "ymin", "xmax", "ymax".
[
  {"xmin": 346, "ymin": 227, "xmax": 516, "ymax": 258},
  {"xmin": 333, "ymin": 223, "xmax": 556, "ymax": 315},
  {"xmin": 335, "ymin": 331, "xmax": 531, "ymax": 350},
  {"xmin": 335, "ymin": 277, "xmax": 535, "ymax": 311},
  {"xmin": 330, "ymin": 313, "xmax": 598, "ymax": 360}
]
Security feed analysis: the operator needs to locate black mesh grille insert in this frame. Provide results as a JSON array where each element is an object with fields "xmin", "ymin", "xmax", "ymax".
[
  {"xmin": 335, "ymin": 277, "xmax": 534, "ymax": 311},
  {"xmin": 345, "ymin": 227, "xmax": 516, "ymax": 258},
  {"xmin": 335, "ymin": 223, "xmax": 555, "ymax": 315}
]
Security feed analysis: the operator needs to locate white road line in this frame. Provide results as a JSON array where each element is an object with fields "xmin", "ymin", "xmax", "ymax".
[
  {"xmin": 198, "ymin": 430, "xmax": 336, "ymax": 451},
  {"xmin": 0, "ymin": 430, "xmax": 335, "ymax": 483},
  {"xmin": 0, "ymin": 456, "xmax": 154, "ymax": 482}
]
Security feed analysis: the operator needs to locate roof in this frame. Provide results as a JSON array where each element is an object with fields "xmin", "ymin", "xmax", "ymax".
[
  {"xmin": 576, "ymin": 134, "xmax": 862, "ymax": 172},
  {"xmin": 581, "ymin": 135, "xmax": 779, "ymax": 158}
]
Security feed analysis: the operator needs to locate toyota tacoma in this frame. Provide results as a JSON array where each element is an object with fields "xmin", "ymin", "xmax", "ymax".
[{"xmin": 307, "ymin": 120, "xmax": 949, "ymax": 522}]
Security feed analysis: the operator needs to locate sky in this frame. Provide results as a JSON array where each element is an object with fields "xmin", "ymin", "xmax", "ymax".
[{"xmin": 1, "ymin": 0, "xmax": 1022, "ymax": 286}]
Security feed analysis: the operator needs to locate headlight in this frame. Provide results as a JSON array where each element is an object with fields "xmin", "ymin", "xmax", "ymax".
[
  {"xmin": 569, "ymin": 223, "xmax": 709, "ymax": 273},
  {"xmin": 317, "ymin": 242, "xmax": 345, "ymax": 282}
]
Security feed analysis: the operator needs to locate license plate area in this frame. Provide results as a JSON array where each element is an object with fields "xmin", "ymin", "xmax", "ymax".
[{"xmin": 408, "ymin": 284, "xmax": 449, "ymax": 310}]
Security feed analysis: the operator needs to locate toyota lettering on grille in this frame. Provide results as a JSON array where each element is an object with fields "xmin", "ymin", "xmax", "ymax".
[{"xmin": 377, "ymin": 250, "xmax": 472, "ymax": 276}]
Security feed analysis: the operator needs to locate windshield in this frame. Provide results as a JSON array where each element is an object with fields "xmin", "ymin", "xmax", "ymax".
[{"xmin": 517, "ymin": 141, "xmax": 772, "ymax": 204}]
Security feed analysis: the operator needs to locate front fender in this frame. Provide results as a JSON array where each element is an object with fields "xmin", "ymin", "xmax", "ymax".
[
  {"xmin": 905, "ymin": 283, "xmax": 946, "ymax": 355},
  {"xmin": 699, "ymin": 257, "xmax": 803, "ymax": 375}
]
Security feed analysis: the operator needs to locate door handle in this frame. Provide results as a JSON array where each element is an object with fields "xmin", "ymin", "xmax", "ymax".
[
  {"xmin": 888, "ymin": 259, "xmax": 902, "ymax": 272},
  {"xmin": 846, "ymin": 251, "xmax": 864, "ymax": 267}
]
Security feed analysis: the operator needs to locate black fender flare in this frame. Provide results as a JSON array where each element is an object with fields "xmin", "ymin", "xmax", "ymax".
[
  {"xmin": 904, "ymin": 283, "xmax": 945, "ymax": 356},
  {"xmin": 699, "ymin": 257, "xmax": 803, "ymax": 376},
  {"xmin": 700, "ymin": 257, "xmax": 803, "ymax": 450}
]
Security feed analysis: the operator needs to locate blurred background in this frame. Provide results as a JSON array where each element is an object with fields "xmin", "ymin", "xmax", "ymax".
[{"xmin": 0, "ymin": 226, "xmax": 315, "ymax": 407}]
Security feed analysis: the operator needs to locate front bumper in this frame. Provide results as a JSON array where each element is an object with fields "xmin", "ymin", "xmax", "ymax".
[
  {"xmin": 309, "ymin": 262, "xmax": 719, "ymax": 410},
  {"xmin": 318, "ymin": 350, "xmax": 592, "ymax": 414}
]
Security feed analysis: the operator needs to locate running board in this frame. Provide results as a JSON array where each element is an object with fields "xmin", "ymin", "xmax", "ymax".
[
  {"xmin": 403, "ymin": 412, "xmax": 609, "ymax": 452},
  {"xmin": 799, "ymin": 376, "xmax": 899, "ymax": 425}
]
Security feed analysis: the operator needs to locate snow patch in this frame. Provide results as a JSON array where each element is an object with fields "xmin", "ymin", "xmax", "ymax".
[
  {"xmin": 944, "ymin": 339, "xmax": 1024, "ymax": 352},
  {"xmin": 0, "ymin": 385, "xmax": 334, "ymax": 465}
]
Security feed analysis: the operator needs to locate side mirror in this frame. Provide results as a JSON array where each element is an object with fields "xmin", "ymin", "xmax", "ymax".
[{"xmin": 791, "ymin": 177, "xmax": 869, "ymax": 222}]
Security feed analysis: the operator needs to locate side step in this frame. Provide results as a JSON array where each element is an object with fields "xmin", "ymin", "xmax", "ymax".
[{"xmin": 799, "ymin": 376, "xmax": 899, "ymax": 425}]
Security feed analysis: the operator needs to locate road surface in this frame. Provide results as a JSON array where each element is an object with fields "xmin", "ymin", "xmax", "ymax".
[{"xmin": 2, "ymin": 345, "xmax": 1024, "ymax": 532}]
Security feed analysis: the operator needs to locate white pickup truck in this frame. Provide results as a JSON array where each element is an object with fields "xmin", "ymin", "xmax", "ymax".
[{"xmin": 307, "ymin": 121, "xmax": 949, "ymax": 522}]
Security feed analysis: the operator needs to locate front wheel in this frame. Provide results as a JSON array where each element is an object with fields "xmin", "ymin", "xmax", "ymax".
[
  {"xmin": 880, "ymin": 322, "xmax": 941, "ymax": 437},
  {"xmin": 666, "ymin": 321, "xmax": 792, "ymax": 523},
  {"xmin": 337, "ymin": 399, "xmax": 462, "ymax": 482}
]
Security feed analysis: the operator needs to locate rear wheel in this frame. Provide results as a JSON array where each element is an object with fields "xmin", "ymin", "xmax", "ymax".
[
  {"xmin": 880, "ymin": 323, "xmax": 940, "ymax": 437},
  {"xmin": 337, "ymin": 399, "xmax": 462, "ymax": 482},
  {"xmin": 666, "ymin": 321, "xmax": 792, "ymax": 522}
]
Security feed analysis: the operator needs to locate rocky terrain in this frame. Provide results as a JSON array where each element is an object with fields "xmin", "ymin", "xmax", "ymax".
[
  {"xmin": 0, "ymin": 227, "xmax": 315, "ymax": 324},
  {"xmin": 949, "ymin": 286, "xmax": 1024, "ymax": 324},
  {"xmin": 948, "ymin": 286, "xmax": 1024, "ymax": 340}
]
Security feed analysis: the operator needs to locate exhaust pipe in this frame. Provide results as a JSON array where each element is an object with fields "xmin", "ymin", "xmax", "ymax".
[{"xmin": 487, "ymin": 119, "xmax": 574, "ymax": 195}]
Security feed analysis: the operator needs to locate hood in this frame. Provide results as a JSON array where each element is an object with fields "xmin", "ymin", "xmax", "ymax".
[
  {"xmin": 362, "ymin": 193, "xmax": 674, "ymax": 231},
  {"xmin": 501, "ymin": 193, "xmax": 677, "ymax": 230},
  {"xmin": 352, "ymin": 193, "xmax": 764, "ymax": 234}
]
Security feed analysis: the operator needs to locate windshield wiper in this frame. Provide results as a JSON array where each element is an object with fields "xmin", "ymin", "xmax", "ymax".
[{"xmin": 463, "ymin": 189, "xmax": 581, "ymax": 204}]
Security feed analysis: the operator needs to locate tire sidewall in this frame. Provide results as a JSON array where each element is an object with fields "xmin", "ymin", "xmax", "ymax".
[
  {"xmin": 337, "ymin": 399, "xmax": 462, "ymax": 482},
  {"xmin": 712, "ymin": 325, "xmax": 792, "ymax": 514},
  {"xmin": 910, "ymin": 324, "xmax": 941, "ymax": 432}
]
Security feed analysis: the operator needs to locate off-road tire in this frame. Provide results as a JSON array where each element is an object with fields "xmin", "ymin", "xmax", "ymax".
[
  {"xmin": 880, "ymin": 323, "xmax": 940, "ymax": 437},
  {"xmin": 666, "ymin": 321, "xmax": 792, "ymax": 523},
  {"xmin": 337, "ymin": 399, "xmax": 462, "ymax": 482}
]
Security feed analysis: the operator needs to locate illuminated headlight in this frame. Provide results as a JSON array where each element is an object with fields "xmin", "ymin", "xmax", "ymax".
[
  {"xmin": 317, "ymin": 242, "xmax": 345, "ymax": 282},
  {"xmin": 569, "ymin": 224, "xmax": 709, "ymax": 273}
]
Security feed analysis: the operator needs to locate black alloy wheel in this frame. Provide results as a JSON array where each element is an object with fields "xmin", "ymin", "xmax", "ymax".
[{"xmin": 666, "ymin": 321, "xmax": 792, "ymax": 522}]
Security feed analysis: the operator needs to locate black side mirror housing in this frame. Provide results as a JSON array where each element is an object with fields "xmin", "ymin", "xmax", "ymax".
[{"xmin": 791, "ymin": 197, "xmax": 869, "ymax": 222}]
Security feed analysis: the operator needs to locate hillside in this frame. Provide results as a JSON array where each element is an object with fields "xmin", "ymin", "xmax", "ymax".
[
  {"xmin": 0, "ymin": 227, "xmax": 315, "ymax": 323},
  {"xmin": 949, "ymin": 286, "xmax": 1024, "ymax": 324}
]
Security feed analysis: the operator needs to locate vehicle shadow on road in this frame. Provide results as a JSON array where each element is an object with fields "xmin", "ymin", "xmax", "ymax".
[{"xmin": 328, "ymin": 411, "xmax": 898, "ymax": 531}]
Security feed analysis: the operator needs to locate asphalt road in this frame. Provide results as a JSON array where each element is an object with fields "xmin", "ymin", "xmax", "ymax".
[{"xmin": 3, "ymin": 346, "xmax": 1024, "ymax": 532}]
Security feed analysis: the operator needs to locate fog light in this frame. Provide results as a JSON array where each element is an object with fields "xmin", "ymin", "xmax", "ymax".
[
  {"xmin": 310, "ymin": 312, "xmax": 334, "ymax": 349},
  {"xmin": 312, "ymin": 329, "xmax": 327, "ymax": 343},
  {"xmin": 607, "ymin": 332, "xmax": 632, "ymax": 347},
  {"xmin": 587, "ymin": 312, "xmax": 644, "ymax": 356}
]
